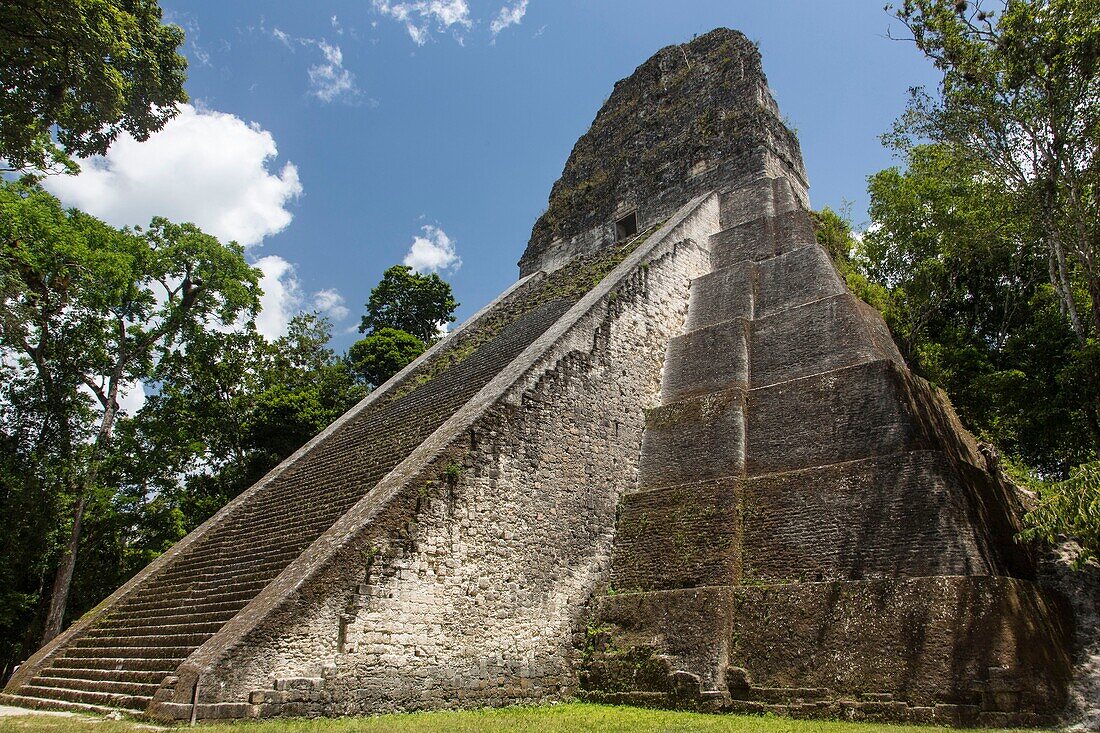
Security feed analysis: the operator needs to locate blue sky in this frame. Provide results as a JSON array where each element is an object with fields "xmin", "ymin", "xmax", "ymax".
[{"xmin": 45, "ymin": 1, "xmax": 940, "ymax": 352}]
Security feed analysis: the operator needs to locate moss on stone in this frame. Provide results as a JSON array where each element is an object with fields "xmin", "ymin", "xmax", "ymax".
[{"xmin": 391, "ymin": 225, "xmax": 660, "ymax": 399}]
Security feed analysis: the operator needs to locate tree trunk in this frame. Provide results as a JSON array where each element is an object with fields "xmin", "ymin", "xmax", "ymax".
[
  {"xmin": 39, "ymin": 392, "xmax": 119, "ymax": 647},
  {"xmin": 40, "ymin": 490, "xmax": 88, "ymax": 645}
]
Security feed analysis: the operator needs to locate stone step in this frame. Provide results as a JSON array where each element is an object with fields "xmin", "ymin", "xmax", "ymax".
[
  {"xmin": 198, "ymin": 511, "xmax": 335, "ymax": 550},
  {"xmin": 60, "ymin": 644, "xmax": 193, "ymax": 661},
  {"xmin": 687, "ymin": 245, "xmax": 845, "ymax": 331},
  {"xmin": 171, "ymin": 500, "xmax": 345, "ymax": 554},
  {"xmin": 117, "ymin": 579, "xmax": 269, "ymax": 611},
  {"xmin": 73, "ymin": 632, "xmax": 210, "ymax": 649},
  {"xmin": 639, "ymin": 388, "xmax": 745, "ymax": 490},
  {"xmin": 0, "ymin": 692, "xmax": 144, "ymax": 717},
  {"xmin": 106, "ymin": 598, "xmax": 244, "ymax": 622},
  {"xmin": 147, "ymin": 566, "xmax": 290, "ymax": 599},
  {"xmin": 158, "ymin": 545, "xmax": 302, "ymax": 584},
  {"xmin": 165, "ymin": 534, "xmax": 315, "ymax": 579},
  {"xmin": 50, "ymin": 656, "xmax": 177, "ymax": 673},
  {"xmin": 38, "ymin": 666, "xmax": 169, "ymax": 685},
  {"xmin": 25, "ymin": 675, "xmax": 161, "ymax": 697},
  {"xmin": 644, "ymin": 355, "xmax": 972, "ymax": 494},
  {"xmin": 18, "ymin": 684, "xmax": 152, "ymax": 711},
  {"xmin": 98, "ymin": 607, "xmax": 238, "ymax": 629},
  {"xmin": 5, "ymin": 278, "xmax": 577, "ymax": 716},
  {"xmin": 89, "ymin": 619, "xmax": 227, "ymax": 638}
]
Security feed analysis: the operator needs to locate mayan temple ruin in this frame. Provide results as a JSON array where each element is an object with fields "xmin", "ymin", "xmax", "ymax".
[{"xmin": 1, "ymin": 28, "xmax": 1081, "ymax": 726}]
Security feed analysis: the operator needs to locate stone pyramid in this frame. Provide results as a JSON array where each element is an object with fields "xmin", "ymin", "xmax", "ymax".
[{"xmin": 2, "ymin": 28, "xmax": 1071, "ymax": 726}]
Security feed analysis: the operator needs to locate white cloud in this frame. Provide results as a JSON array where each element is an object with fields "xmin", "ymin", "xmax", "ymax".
[
  {"xmin": 490, "ymin": 0, "xmax": 528, "ymax": 36},
  {"xmin": 372, "ymin": 0, "xmax": 472, "ymax": 45},
  {"xmin": 166, "ymin": 11, "xmax": 212, "ymax": 66},
  {"xmin": 313, "ymin": 288, "xmax": 350, "ymax": 321},
  {"xmin": 268, "ymin": 28, "xmax": 359, "ymax": 103},
  {"xmin": 254, "ymin": 257, "xmax": 349, "ymax": 339},
  {"xmin": 308, "ymin": 41, "xmax": 358, "ymax": 103},
  {"xmin": 43, "ymin": 104, "xmax": 301, "ymax": 248},
  {"xmin": 254, "ymin": 255, "xmax": 304, "ymax": 340},
  {"xmin": 272, "ymin": 27, "xmax": 293, "ymax": 48},
  {"xmin": 403, "ymin": 225, "xmax": 462, "ymax": 274},
  {"xmin": 117, "ymin": 381, "xmax": 147, "ymax": 415}
]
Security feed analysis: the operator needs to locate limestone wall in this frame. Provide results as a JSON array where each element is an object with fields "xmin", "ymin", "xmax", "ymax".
[{"xmin": 152, "ymin": 195, "xmax": 720, "ymax": 719}]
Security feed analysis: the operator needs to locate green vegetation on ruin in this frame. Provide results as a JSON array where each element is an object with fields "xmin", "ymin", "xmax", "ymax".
[
  {"xmin": 392, "ymin": 223, "xmax": 660, "ymax": 399},
  {"xmin": 0, "ymin": 704, "xmax": 1037, "ymax": 733}
]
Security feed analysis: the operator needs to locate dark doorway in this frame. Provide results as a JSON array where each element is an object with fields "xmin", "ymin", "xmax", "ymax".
[{"xmin": 615, "ymin": 211, "xmax": 638, "ymax": 241}]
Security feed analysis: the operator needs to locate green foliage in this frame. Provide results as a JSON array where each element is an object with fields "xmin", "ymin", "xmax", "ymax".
[
  {"xmin": 348, "ymin": 327, "xmax": 426, "ymax": 387},
  {"xmin": 0, "ymin": 177, "xmax": 260, "ymax": 652},
  {"xmin": 861, "ymin": 143, "xmax": 1094, "ymax": 475},
  {"xmin": 880, "ymin": 3, "xmax": 1100, "ymax": 566},
  {"xmin": 811, "ymin": 207, "xmax": 889, "ymax": 312},
  {"xmin": 1021, "ymin": 461, "xmax": 1100, "ymax": 566},
  {"xmin": 886, "ymin": 0, "xmax": 1100, "ymax": 443},
  {"xmin": 442, "ymin": 462, "xmax": 465, "ymax": 488},
  {"xmin": 248, "ymin": 314, "xmax": 364, "ymax": 461},
  {"xmin": 0, "ymin": 701, "xmax": 1030, "ymax": 733},
  {"xmin": 139, "ymin": 313, "xmax": 365, "ymax": 526},
  {"xmin": 359, "ymin": 265, "xmax": 458, "ymax": 344},
  {"xmin": 0, "ymin": 0, "xmax": 188, "ymax": 172},
  {"xmin": 0, "ymin": 308, "xmax": 364, "ymax": 675}
]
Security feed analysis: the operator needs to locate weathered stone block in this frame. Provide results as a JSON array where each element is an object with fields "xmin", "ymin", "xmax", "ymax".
[
  {"xmin": 749, "ymin": 293, "xmax": 902, "ymax": 387},
  {"xmin": 727, "ymin": 578, "xmax": 1071, "ymax": 710},
  {"xmin": 717, "ymin": 176, "xmax": 801, "ymax": 229},
  {"xmin": 611, "ymin": 478, "xmax": 742, "ymax": 591},
  {"xmin": 753, "ymin": 244, "xmax": 846, "ymax": 318},
  {"xmin": 640, "ymin": 389, "xmax": 745, "ymax": 489},
  {"xmin": 662, "ymin": 319, "xmax": 749, "ymax": 401},
  {"xmin": 594, "ymin": 587, "xmax": 738, "ymax": 691},
  {"xmin": 710, "ymin": 210, "xmax": 816, "ymax": 270},
  {"xmin": 685, "ymin": 263, "xmax": 753, "ymax": 330},
  {"xmin": 593, "ymin": 577, "xmax": 1071, "ymax": 714},
  {"xmin": 745, "ymin": 360, "xmax": 929, "ymax": 475},
  {"xmin": 740, "ymin": 451, "xmax": 996, "ymax": 582}
]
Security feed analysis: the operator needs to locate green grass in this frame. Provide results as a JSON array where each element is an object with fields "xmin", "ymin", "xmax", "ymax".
[{"xmin": 0, "ymin": 703, "xmax": 1032, "ymax": 733}]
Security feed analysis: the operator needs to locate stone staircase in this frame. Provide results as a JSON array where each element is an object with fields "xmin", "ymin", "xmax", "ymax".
[
  {"xmin": 582, "ymin": 175, "xmax": 1070, "ymax": 726},
  {"xmin": 1, "ymin": 298, "xmax": 574, "ymax": 716}
]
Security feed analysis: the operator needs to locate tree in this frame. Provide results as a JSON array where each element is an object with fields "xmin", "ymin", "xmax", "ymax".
[
  {"xmin": 359, "ymin": 265, "xmax": 458, "ymax": 343},
  {"xmin": 0, "ymin": 179, "xmax": 259, "ymax": 643},
  {"xmin": 884, "ymin": 0, "xmax": 1100, "ymax": 557},
  {"xmin": 862, "ymin": 144, "xmax": 1092, "ymax": 474},
  {"xmin": 887, "ymin": 0, "xmax": 1100, "ymax": 420},
  {"xmin": 136, "ymin": 313, "xmax": 365, "ymax": 528},
  {"xmin": 245, "ymin": 314, "xmax": 365, "ymax": 464},
  {"xmin": 348, "ymin": 327, "xmax": 426, "ymax": 387},
  {"xmin": 0, "ymin": 0, "xmax": 188, "ymax": 172},
  {"xmin": 1020, "ymin": 461, "xmax": 1100, "ymax": 566}
]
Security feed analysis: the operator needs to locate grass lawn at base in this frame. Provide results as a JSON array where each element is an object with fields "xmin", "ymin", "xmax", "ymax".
[{"xmin": 0, "ymin": 703, "xmax": 1038, "ymax": 733}]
